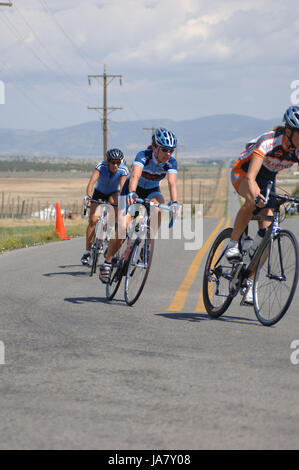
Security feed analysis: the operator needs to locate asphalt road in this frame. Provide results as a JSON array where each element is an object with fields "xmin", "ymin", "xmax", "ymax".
[{"xmin": 1, "ymin": 179, "xmax": 299, "ymax": 449}]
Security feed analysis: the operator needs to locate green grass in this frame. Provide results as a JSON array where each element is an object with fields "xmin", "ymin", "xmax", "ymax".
[{"xmin": 0, "ymin": 223, "xmax": 86, "ymax": 253}]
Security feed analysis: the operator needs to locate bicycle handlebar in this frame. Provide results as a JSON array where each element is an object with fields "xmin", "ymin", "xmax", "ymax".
[
  {"xmin": 269, "ymin": 191, "xmax": 299, "ymax": 205},
  {"xmin": 134, "ymin": 197, "xmax": 182, "ymax": 228},
  {"xmin": 255, "ymin": 180, "xmax": 299, "ymax": 207},
  {"xmin": 83, "ymin": 198, "xmax": 117, "ymax": 216}
]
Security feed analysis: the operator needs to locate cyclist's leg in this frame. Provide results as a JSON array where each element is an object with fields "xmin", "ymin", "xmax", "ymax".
[
  {"xmin": 86, "ymin": 189, "xmax": 107, "ymax": 250},
  {"xmin": 144, "ymin": 189, "xmax": 164, "ymax": 239},
  {"xmin": 103, "ymin": 187, "xmax": 130, "ymax": 264},
  {"xmin": 225, "ymin": 171, "xmax": 255, "ymax": 261},
  {"xmin": 104, "ymin": 213, "xmax": 130, "ymax": 263},
  {"xmin": 230, "ymin": 176, "xmax": 256, "ymax": 242},
  {"xmin": 107, "ymin": 191, "xmax": 119, "ymax": 231}
]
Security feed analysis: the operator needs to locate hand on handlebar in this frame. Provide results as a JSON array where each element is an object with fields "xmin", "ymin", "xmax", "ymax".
[
  {"xmin": 83, "ymin": 195, "xmax": 91, "ymax": 205},
  {"xmin": 82, "ymin": 195, "xmax": 91, "ymax": 216},
  {"xmin": 168, "ymin": 201, "xmax": 181, "ymax": 217},
  {"xmin": 254, "ymin": 193, "xmax": 266, "ymax": 208},
  {"xmin": 126, "ymin": 191, "xmax": 137, "ymax": 206}
]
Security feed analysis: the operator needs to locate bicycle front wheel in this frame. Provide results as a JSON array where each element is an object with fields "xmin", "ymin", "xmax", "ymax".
[
  {"xmin": 202, "ymin": 227, "xmax": 234, "ymax": 317},
  {"xmin": 124, "ymin": 237, "xmax": 154, "ymax": 306},
  {"xmin": 90, "ymin": 238, "xmax": 101, "ymax": 276},
  {"xmin": 253, "ymin": 229, "xmax": 299, "ymax": 326}
]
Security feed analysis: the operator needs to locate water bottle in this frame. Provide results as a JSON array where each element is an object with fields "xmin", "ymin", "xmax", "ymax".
[{"xmin": 248, "ymin": 228, "xmax": 266, "ymax": 259}]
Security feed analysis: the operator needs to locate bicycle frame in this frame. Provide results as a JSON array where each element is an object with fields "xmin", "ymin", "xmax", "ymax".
[
  {"xmin": 107, "ymin": 197, "xmax": 180, "ymax": 304},
  {"xmin": 245, "ymin": 194, "xmax": 294, "ymax": 279},
  {"xmin": 203, "ymin": 188, "xmax": 299, "ymax": 322}
]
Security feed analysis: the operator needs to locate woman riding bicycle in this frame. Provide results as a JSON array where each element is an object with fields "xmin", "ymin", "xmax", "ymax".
[
  {"xmin": 99, "ymin": 127, "xmax": 179, "ymax": 283},
  {"xmin": 81, "ymin": 148, "xmax": 128, "ymax": 265},
  {"xmin": 225, "ymin": 105, "xmax": 299, "ymax": 302}
]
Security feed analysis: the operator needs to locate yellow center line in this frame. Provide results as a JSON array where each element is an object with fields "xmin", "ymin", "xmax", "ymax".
[
  {"xmin": 167, "ymin": 217, "xmax": 226, "ymax": 312},
  {"xmin": 195, "ymin": 217, "xmax": 231, "ymax": 312}
]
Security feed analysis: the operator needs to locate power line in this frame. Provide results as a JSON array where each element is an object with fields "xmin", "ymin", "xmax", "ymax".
[
  {"xmin": 13, "ymin": 2, "xmax": 89, "ymax": 94},
  {"xmin": 38, "ymin": 0, "xmax": 96, "ymax": 72},
  {"xmin": 0, "ymin": 9, "xmax": 91, "ymax": 107},
  {"xmin": 0, "ymin": 61, "xmax": 58, "ymax": 124}
]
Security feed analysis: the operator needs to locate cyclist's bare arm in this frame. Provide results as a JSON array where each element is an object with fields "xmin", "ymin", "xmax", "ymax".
[
  {"xmin": 167, "ymin": 172, "xmax": 178, "ymax": 203},
  {"xmin": 86, "ymin": 169, "xmax": 100, "ymax": 198},
  {"xmin": 243, "ymin": 153, "xmax": 265, "ymax": 207},
  {"xmin": 129, "ymin": 165, "xmax": 142, "ymax": 193},
  {"xmin": 119, "ymin": 174, "xmax": 127, "ymax": 192}
]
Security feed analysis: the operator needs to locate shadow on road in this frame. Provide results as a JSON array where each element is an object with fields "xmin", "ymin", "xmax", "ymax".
[
  {"xmin": 156, "ymin": 312, "xmax": 260, "ymax": 326},
  {"xmin": 43, "ymin": 270, "xmax": 89, "ymax": 277},
  {"xmin": 64, "ymin": 296, "xmax": 125, "ymax": 305}
]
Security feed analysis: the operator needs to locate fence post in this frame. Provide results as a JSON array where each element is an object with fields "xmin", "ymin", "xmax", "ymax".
[{"xmin": 182, "ymin": 167, "xmax": 186, "ymax": 204}]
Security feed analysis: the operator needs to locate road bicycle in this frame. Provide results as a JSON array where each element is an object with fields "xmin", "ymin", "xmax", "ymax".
[
  {"xmin": 106, "ymin": 197, "xmax": 179, "ymax": 306},
  {"xmin": 202, "ymin": 183, "xmax": 299, "ymax": 326},
  {"xmin": 83, "ymin": 198, "xmax": 116, "ymax": 277}
]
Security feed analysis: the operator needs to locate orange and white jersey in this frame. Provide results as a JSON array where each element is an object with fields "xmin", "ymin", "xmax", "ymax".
[{"xmin": 234, "ymin": 129, "xmax": 299, "ymax": 176}]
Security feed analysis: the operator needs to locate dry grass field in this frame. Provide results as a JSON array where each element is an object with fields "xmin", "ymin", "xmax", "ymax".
[
  {"xmin": 0, "ymin": 176, "xmax": 87, "ymax": 207},
  {"xmin": 0, "ymin": 162, "xmax": 227, "ymax": 222}
]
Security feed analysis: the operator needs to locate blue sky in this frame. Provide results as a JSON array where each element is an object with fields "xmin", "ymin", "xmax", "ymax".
[{"xmin": 0, "ymin": 0, "xmax": 299, "ymax": 130}]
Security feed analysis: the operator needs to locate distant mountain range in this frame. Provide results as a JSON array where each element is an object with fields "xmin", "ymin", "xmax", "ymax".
[{"xmin": 0, "ymin": 114, "xmax": 279, "ymax": 160}]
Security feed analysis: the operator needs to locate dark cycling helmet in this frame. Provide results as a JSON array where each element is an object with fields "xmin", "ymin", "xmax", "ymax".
[
  {"xmin": 154, "ymin": 127, "xmax": 177, "ymax": 149},
  {"xmin": 106, "ymin": 148, "xmax": 124, "ymax": 161},
  {"xmin": 283, "ymin": 106, "xmax": 299, "ymax": 129}
]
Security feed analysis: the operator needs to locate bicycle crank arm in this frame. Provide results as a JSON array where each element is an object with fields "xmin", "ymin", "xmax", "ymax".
[{"xmin": 230, "ymin": 262, "xmax": 244, "ymax": 295}]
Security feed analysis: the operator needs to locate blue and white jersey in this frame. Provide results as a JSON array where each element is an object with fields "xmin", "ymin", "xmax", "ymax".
[
  {"xmin": 95, "ymin": 160, "xmax": 129, "ymax": 194},
  {"xmin": 133, "ymin": 149, "xmax": 177, "ymax": 189}
]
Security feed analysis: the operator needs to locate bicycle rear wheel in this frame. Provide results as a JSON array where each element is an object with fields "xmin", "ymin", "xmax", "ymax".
[
  {"xmin": 202, "ymin": 227, "xmax": 234, "ymax": 317},
  {"xmin": 106, "ymin": 254, "xmax": 123, "ymax": 301},
  {"xmin": 124, "ymin": 236, "xmax": 154, "ymax": 306},
  {"xmin": 253, "ymin": 229, "xmax": 299, "ymax": 326}
]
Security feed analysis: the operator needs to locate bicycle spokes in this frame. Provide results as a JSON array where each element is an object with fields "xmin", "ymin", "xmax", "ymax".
[
  {"xmin": 253, "ymin": 230, "xmax": 299, "ymax": 326},
  {"xmin": 124, "ymin": 238, "xmax": 154, "ymax": 306},
  {"xmin": 202, "ymin": 228, "xmax": 234, "ymax": 317}
]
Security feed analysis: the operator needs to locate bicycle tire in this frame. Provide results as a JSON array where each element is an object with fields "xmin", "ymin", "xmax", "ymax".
[
  {"xmin": 106, "ymin": 255, "xmax": 123, "ymax": 301},
  {"xmin": 202, "ymin": 227, "xmax": 234, "ymax": 317},
  {"xmin": 90, "ymin": 238, "xmax": 100, "ymax": 276},
  {"xmin": 124, "ymin": 237, "xmax": 154, "ymax": 306},
  {"xmin": 253, "ymin": 229, "xmax": 299, "ymax": 326}
]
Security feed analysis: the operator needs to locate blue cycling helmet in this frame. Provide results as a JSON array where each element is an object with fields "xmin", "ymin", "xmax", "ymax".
[
  {"xmin": 283, "ymin": 106, "xmax": 299, "ymax": 129},
  {"xmin": 154, "ymin": 127, "xmax": 177, "ymax": 148}
]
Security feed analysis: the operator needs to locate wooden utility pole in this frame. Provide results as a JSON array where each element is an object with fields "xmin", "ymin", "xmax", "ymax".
[{"xmin": 88, "ymin": 65, "xmax": 122, "ymax": 159}]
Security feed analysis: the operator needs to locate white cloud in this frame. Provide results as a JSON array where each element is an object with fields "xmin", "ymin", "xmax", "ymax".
[{"xmin": 0, "ymin": 0, "xmax": 299, "ymax": 129}]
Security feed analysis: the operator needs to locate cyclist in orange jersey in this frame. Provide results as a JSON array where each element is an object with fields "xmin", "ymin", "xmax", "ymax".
[{"xmin": 226, "ymin": 105, "xmax": 299, "ymax": 303}]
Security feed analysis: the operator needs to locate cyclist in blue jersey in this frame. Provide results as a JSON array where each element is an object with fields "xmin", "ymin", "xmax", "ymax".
[
  {"xmin": 81, "ymin": 148, "xmax": 128, "ymax": 265},
  {"xmin": 99, "ymin": 128, "xmax": 179, "ymax": 282}
]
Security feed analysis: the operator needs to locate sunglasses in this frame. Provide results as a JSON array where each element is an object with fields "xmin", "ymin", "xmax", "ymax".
[
  {"xmin": 108, "ymin": 160, "xmax": 122, "ymax": 165},
  {"xmin": 159, "ymin": 147, "xmax": 175, "ymax": 154}
]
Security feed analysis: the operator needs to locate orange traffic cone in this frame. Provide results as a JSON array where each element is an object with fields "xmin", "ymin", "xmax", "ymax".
[{"xmin": 56, "ymin": 202, "xmax": 71, "ymax": 240}]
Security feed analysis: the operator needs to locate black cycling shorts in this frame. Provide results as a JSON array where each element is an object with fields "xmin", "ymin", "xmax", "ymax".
[
  {"xmin": 120, "ymin": 178, "xmax": 161, "ymax": 200},
  {"xmin": 92, "ymin": 188, "xmax": 118, "ymax": 202}
]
